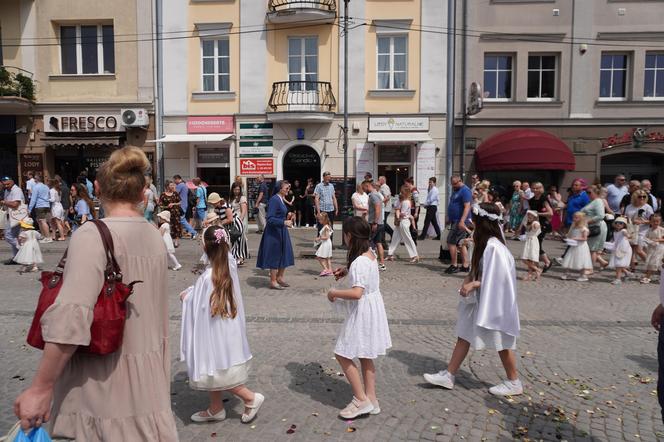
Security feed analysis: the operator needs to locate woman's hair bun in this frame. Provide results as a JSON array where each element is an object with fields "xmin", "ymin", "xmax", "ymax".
[
  {"xmin": 108, "ymin": 146, "xmax": 150, "ymax": 175},
  {"xmin": 96, "ymin": 146, "xmax": 150, "ymax": 204}
]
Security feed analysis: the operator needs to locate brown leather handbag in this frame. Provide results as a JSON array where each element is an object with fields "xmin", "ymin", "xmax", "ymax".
[{"xmin": 27, "ymin": 220, "xmax": 141, "ymax": 355}]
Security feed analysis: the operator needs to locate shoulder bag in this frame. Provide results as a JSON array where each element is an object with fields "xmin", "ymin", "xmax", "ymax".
[
  {"xmin": 588, "ymin": 223, "xmax": 601, "ymax": 237},
  {"xmin": 27, "ymin": 220, "xmax": 141, "ymax": 355},
  {"xmin": 8, "ymin": 204, "xmax": 28, "ymax": 228}
]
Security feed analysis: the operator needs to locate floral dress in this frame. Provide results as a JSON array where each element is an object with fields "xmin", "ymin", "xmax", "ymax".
[
  {"xmin": 158, "ymin": 192, "xmax": 183, "ymax": 239},
  {"xmin": 508, "ymin": 191, "xmax": 524, "ymax": 231}
]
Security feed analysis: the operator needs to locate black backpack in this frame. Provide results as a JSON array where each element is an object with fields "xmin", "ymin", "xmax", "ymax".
[{"xmin": 187, "ymin": 188, "xmax": 197, "ymax": 209}]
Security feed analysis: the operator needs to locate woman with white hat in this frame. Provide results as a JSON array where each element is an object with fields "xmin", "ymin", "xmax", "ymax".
[
  {"xmin": 158, "ymin": 210, "xmax": 182, "ymax": 271},
  {"xmin": 208, "ymin": 192, "xmax": 247, "ymax": 266}
]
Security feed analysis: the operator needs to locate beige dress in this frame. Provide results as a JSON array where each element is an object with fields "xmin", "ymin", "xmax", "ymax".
[{"xmin": 40, "ymin": 217, "xmax": 178, "ymax": 441}]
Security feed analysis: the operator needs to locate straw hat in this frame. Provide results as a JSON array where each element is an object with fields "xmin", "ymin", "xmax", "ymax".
[
  {"xmin": 207, "ymin": 192, "xmax": 222, "ymax": 204},
  {"xmin": 205, "ymin": 211, "xmax": 220, "ymax": 224},
  {"xmin": 613, "ymin": 216, "xmax": 628, "ymax": 225},
  {"xmin": 19, "ymin": 218, "xmax": 34, "ymax": 230},
  {"xmin": 157, "ymin": 210, "xmax": 171, "ymax": 223}
]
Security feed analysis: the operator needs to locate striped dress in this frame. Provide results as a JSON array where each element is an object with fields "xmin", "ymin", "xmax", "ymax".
[{"xmin": 217, "ymin": 203, "xmax": 248, "ymax": 261}]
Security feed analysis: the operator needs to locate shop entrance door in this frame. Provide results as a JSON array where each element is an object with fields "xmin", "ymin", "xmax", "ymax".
[
  {"xmin": 601, "ymin": 151, "xmax": 663, "ymax": 190},
  {"xmin": 377, "ymin": 144, "xmax": 412, "ymax": 197},
  {"xmin": 283, "ymin": 145, "xmax": 320, "ymax": 185}
]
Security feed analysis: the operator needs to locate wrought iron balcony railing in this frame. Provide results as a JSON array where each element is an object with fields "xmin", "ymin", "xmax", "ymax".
[
  {"xmin": 0, "ymin": 66, "xmax": 35, "ymax": 101},
  {"xmin": 268, "ymin": 81, "xmax": 336, "ymax": 112},
  {"xmin": 268, "ymin": 0, "xmax": 336, "ymax": 13}
]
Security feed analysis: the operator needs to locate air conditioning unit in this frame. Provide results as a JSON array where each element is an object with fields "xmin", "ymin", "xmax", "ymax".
[{"xmin": 121, "ymin": 108, "xmax": 149, "ymax": 127}]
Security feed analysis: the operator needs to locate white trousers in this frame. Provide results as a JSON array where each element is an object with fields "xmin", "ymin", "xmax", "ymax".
[
  {"xmin": 388, "ymin": 218, "xmax": 418, "ymax": 258},
  {"xmin": 257, "ymin": 203, "xmax": 267, "ymax": 232},
  {"xmin": 167, "ymin": 252, "xmax": 181, "ymax": 269}
]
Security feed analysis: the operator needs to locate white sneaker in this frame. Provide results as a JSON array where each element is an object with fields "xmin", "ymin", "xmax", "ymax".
[
  {"xmin": 423, "ymin": 370, "xmax": 455, "ymax": 389},
  {"xmin": 576, "ymin": 276, "xmax": 589, "ymax": 282},
  {"xmin": 172, "ymin": 264, "xmax": 182, "ymax": 271},
  {"xmin": 610, "ymin": 279, "xmax": 622, "ymax": 285},
  {"xmin": 339, "ymin": 397, "xmax": 374, "ymax": 419},
  {"xmin": 369, "ymin": 400, "xmax": 381, "ymax": 415},
  {"xmin": 489, "ymin": 379, "xmax": 523, "ymax": 397},
  {"xmin": 554, "ymin": 257, "xmax": 563, "ymax": 265},
  {"xmin": 39, "ymin": 238, "xmax": 53, "ymax": 244}
]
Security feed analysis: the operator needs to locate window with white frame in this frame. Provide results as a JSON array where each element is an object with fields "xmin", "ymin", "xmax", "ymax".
[
  {"xmin": 599, "ymin": 53, "xmax": 628, "ymax": 99},
  {"xmin": 483, "ymin": 54, "xmax": 513, "ymax": 100},
  {"xmin": 202, "ymin": 38, "xmax": 230, "ymax": 92},
  {"xmin": 288, "ymin": 37, "xmax": 318, "ymax": 91},
  {"xmin": 60, "ymin": 24, "xmax": 114, "ymax": 75},
  {"xmin": 377, "ymin": 35, "xmax": 407, "ymax": 89},
  {"xmin": 644, "ymin": 52, "xmax": 664, "ymax": 99},
  {"xmin": 527, "ymin": 54, "xmax": 557, "ymax": 100}
]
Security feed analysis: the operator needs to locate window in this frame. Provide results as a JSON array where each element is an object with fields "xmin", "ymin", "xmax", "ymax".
[
  {"xmin": 377, "ymin": 35, "xmax": 407, "ymax": 89},
  {"xmin": 599, "ymin": 53, "xmax": 628, "ymax": 99},
  {"xmin": 644, "ymin": 53, "xmax": 664, "ymax": 99},
  {"xmin": 59, "ymin": 24, "xmax": 114, "ymax": 75},
  {"xmin": 527, "ymin": 55, "xmax": 557, "ymax": 100},
  {"xmin": 483, "ymin": 54, "xmax": 513, "ymax": 100},
  {"xmin": 201, "ymin": 38, "xmax": 230, "ymax": 92},
  {"xmin": 288, "ymin": 37, "xmax": 318, "ymax": 91}
]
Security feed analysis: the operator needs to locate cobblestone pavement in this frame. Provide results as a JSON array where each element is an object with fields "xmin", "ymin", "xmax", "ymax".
[{"xmin": 0, "ymin": 226, "xmax": 662, "ymax": 441}]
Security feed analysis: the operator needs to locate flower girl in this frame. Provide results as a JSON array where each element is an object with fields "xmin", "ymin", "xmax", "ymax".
[
  {"xmin": 641, "ymin": 214, "xmax": 664, "ymax": 284},
  {"xmin": 608, "ymin": 217, "xmax": 633, "ymax": 285},
  {"xmin": 13, "ymin": 218, "xmax": 43, "ymax": 273},
  {"xmin": 180, "ymin": 226, "xmax": 264, "ymax": 423},
  {"xmin": 520, "ymin": 210, "xmax": 541, "ymax": 280},
  {"xmin": 315, "ymin": 212, "xmax": 333, "ymax": 276},
  {"xmin": 157, "ymin": 211, "xmax": 181, "ymax": 271},
  {"xmin": 561, "ymin": 212, "xmax": 593, "ymax": 282},
  {"xmin": 327, "ymin": 216, "xmax": 391, "ymax": 419}
]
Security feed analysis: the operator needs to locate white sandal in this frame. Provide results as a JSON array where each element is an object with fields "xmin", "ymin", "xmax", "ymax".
[
  {"xmin": 190, "ymin": 408, "xmax": 226, "ymax": 423},
  {"xmin": 241, "ymin": 392, "xmax": 265, "ymax": 424}
]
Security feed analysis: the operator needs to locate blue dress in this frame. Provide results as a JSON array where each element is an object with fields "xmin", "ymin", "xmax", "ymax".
[{"xmin": 256, "ymin": 194, "xmax": 295, "ymax": 269}]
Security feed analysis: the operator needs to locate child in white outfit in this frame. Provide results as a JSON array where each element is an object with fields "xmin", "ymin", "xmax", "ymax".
[
  {"xmin": 520, "ymin": 210, "xmax": 541, "ymax": 280},
  {"xmin": 315, "ymin": 212, "xmax": 333, "ymax": 276},
  {"xmin": 180, "ymin": 226, "xmax": 264, "ymax": 424},
  {"xmin": 641, "ymin": 214, "xmax": 664, "ymax": 284},
  {"xmin": 13, "ymin": 218, "xmax": 43, "ymax": 273},
  {"xmin": 561, "ymin": 212, "xmax": 593, "ymax": 282},
  {"xmin": 157, "ymin": 210, "xmax": 181, "ymax": 271},
  {"xmin": 608, "ymin": 217, "xmax": 633, "ymax": 285},
  {"xmin": 327, "ymin": 217, "xmax": 391, "ymax": 420}
]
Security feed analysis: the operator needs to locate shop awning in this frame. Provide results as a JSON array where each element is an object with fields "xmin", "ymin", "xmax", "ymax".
[
  {"xmin": 474, "ymin": 129, "xmax": 575, "ymax": 171},
  {"xmin": 367, "ymin": 132, "xmax": 432, "ymax": 143},
  {"xmin": 42, "ymin": 136, "xmax": 121, "ymax": 147},
  {"xmin": 148, "ymin": 134, "xmax": 234, "ymax": 143}
]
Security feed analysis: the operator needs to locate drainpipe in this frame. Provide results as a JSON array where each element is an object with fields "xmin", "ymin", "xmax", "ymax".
[
  {"xmin": 154, "ymin": 0, "xmax": 165, "ymax": 189},
  {"xmin": 460, "ymin": 0, "xmax": 467, "ymax": 182},
  {"xmin": 445, "ymin": 0, "xmax": 456, "ymax": 209},
  {"xmin": 342, "ymin": 0, "xmax": 350, "ymax": 213}
]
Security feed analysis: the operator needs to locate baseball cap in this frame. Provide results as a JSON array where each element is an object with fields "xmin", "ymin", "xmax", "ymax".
[{"xmin": 0, "ymin": 176, "xmax": 12, "ymax": 181}]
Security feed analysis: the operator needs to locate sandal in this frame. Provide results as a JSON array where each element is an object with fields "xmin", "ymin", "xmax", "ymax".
[
  {"xmin": 241, "ymin": 393, "xmax": 265, "ymax": 424},
  {"xmin": 270, "ymin": 284, "xmax": 285, "ymax": 290},
  {"xmin": 277, "ymin": 280, "xmax": 290, "ymax": 287},
  {"xmin": 409, "ymin": 257, "xmax": 420, "ymax": 264},
  {"xmin": 191, "ymin": 408, "xmax": 226, "ymax": 423},
  {"xmin": 386, "ymin": 255, "xmax": 395, "ymax": 262}
]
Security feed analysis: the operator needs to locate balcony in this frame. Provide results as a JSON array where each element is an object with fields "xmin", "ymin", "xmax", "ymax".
[
  {"xmin": 267, "ymin": 81, "xmax": 336, "ymax": 123},
  {"xmin": 0, "ymin": 66, "xmax": 35, "ymax": 115},
  {"xmin": 266, "ymin": 0, "xmax": 336, "ymax": 24}
]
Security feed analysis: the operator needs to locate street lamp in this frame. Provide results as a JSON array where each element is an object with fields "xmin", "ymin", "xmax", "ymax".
[{"xmin": 342, "ymin": 0, "xmax": 350, "ymax": 214}]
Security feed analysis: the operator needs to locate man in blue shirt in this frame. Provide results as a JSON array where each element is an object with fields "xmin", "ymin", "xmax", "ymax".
[
  {"xmin": 419, "ymin": 177, "xmax": 441, "ymax": 241},
  {"xmin": 173, "ymin": 175, "xmax": 197, "ymax": 238},
  {"xmin": 445, "ymin": 175, "xmax": 472, "ymax": 274},
  {"xmin": 193, "ymin": 177, "xmax": 207, "ymax": 225},
  {"xmin": 314, "ymin": 171, "xmax": 338, "ymax": 234},
  {"xmin": 564, "ymin": 179, "xmax": 590, "ymax": 227},
  {"xmin": 28, "ymin": 173, "xmax": 52, "ymax": 242},
  {"xmin": 255, "ymin": 175, "xmax": 269, "ymax": 233}
]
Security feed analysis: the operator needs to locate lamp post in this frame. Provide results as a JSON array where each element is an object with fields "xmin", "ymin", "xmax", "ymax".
[
  {"xmin": 342, "ymin": 0, "xmax": 350, "ymax": 213},
  {"xmin": 445, "ymin": 0, "xmax": 456, "ymax": 210}
]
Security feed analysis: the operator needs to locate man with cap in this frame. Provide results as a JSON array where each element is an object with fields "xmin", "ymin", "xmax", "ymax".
[{"xmin": 1, "ymin": 176, "xmax": 26, "ymax": 264}]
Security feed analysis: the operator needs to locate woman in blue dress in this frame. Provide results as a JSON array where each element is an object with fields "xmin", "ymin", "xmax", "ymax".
[{"xmin": 256, "ymin": 180, "xmax": 295, "ymax": 289}]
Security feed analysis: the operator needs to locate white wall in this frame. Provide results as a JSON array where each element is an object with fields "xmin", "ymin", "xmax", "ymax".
[
  {"xmin": 162, "ymin": 0, "xmax": 188, "ymax": 115},
  {"xmin": 239, "ymin": 0, "xmax": 268, "ymax": 114},
  {"xmin": 339, "ymin": 0, "xmax": 366, "ymax": 113},
  {"xmin": 420, "ymin": 0, "xmax": 446, "ymax": 113}
]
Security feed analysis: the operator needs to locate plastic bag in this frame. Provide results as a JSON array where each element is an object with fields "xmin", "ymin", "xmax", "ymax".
[{"xmin": 14, "ymin": 428, "xmax": 52, "ymax": 442}]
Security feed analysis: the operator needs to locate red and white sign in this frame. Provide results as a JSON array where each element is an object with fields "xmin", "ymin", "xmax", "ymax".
[
  {"xmin": 240, "ymin": 158, "xmax": 274, "ymax": 175},
  {"xmin": 187, "ymin": 116, "xmax": 234, "ymax": 134}
]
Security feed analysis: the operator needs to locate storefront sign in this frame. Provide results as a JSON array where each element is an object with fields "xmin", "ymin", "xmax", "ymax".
[
  {"xmin": 601, "ymin": 128, "xmax": 664, "ymax": 149},
  {"xmin": 239, "ymin": 122, "xmax": 273, "ymax": 157},
  {"xmin": 416, "ymin": 143, "xmax": 436, "ymax": 204},
  {"xmin": 20, "ymin": 154, "xmax": 43, "ymax": 176},
  {"xmin": 239, "ymin": 141, "xmax": 273, "ymax": 158},
  {"xmin": 356, "ymin": 143, "xmax": 375, "ymax": 182},
  {"xmin": 240, "ymin": 158, "xmax": 274, "ymax": 175},
  {"xmin": 369, "ymin": 117, "xmax": 429, "ymax": 132},
  {"xmin": 44, "ymin": 114, "xmax": 124, "ymax": 133},
  {"xmin": 238, "ymin": 122, "xmax": 273, "ymax": 137},
  {"xmin": 197, "ymin": 147, "xmax": 230, "ymax": 164},
  {"xmin": 187, "ymin": 116, "xmax": 234, "ymax": 134}
]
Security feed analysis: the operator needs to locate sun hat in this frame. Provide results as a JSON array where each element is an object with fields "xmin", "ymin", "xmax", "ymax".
[
  {"xmin": 614, "ymin": 217, "xmax": 628, "ymax": 225},
  {"xmin": 157, "ymin": 210, "xmax": 171, "ymax": 223},
  {"xmin": 19, "ymin": 218, "xmax": 35, "ymax": 229},
  {"xmin": 526, "ymin": 210, "xmax": 538, "ymax": 218},
  {"xmin": 205, "ymin": 211, "xmax": 220, "ymax": 224},
  {"xmin": 207, "ymin": 192, "xmax": 222, "ymax": 204}
]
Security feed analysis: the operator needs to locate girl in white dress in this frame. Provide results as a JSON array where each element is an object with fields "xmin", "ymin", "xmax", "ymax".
[
  {"xmin": 520, "ymin": 210, "xmax": 541, "ymax": 281},
  {"xmin": 180, "ymin": 226, "xmax": 264, "ymax": 424},
  {"xmin": 608, "ymin": 217, "xmax": 633, "ymax": 285},
  {"xmin": 315, "ymin": 212, "xmax": 333, "ymax": 276},
  {"xmin": 641, "ymin": 214, "xmax": 664, "ymax": 284},
  {"xmin": 13, "ymin": 218, "xmax": 43, "ymax": 272},
  {"xmin": 424, "ymin": 203, "xmax": 523, "ymax": 397},
  {"xmin": 157, "ymin": 210, "xmax": 182, "ymax": 271},
  {"xmin": 327, "ymin": 216, "xmax": 391, "ymax": 419},
  {"xmin": 561, "ymin": 212, "xmax": 593, "ymax": 282},
  {"xmin": 386, "ymin": 186, "xmax": 419, "ymax": 263},
  {"xmin": 48, "ymin": 178, "xmax": 66, "ymax": 241}
]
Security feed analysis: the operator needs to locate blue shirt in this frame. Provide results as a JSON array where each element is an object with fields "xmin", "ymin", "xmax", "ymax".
[
  {"xmin": 75, "ymin": 199, "xmax": 91, "ymax": 217},
  {"xmin": 426, "ymin": 186, "xmax": 440, "ymax": 207},
  {"xmin": 447, "ymin": 185, "xmax": 472, "ymax": 224},
  {"xmin": 176, "ymin": 182, "xmax": 189, "ymax": 211},
  {"xmin": 28, "ymin": 182, "xmax": 51, "ymax": 211},
  {"xmin": 195, "ymin": 186, "xmax": 207, "ymax": 209},
  {"xmin": 257, "ymin": 182, "xmax": 269, "ymax": 203},
  {"xmin": 565, "ymin": 191, "xmax": 590, "ymax": 226},
  {"xmin": 314, "ymin": 182, "xmax": 336, "ymax": 212},
  {"xmin": 85, "ymin": 179, "xmax": 94, "ymax": 198}
]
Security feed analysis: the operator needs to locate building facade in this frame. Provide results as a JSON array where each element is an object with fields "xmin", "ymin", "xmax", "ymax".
[
  {"xmin": 455, "ymin": 0, "xmax": 664, "ymax": 193},
  {"xmin": 0, "ymin": 0, "xmax": 155, "ymax": 187},
  {"xmin": 161, "ymin": 0, "xmax": 449, "ymax": 206}
]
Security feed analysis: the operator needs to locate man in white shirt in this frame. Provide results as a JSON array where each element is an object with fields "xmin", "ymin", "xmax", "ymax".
[
  {"xmin": 25, "ymin": 171, "xmax": 35, "ymax": 197},
  {"xmin": 642, "ymin": 179, "xmax": 659, "ymax": 212},
  {"xmin": 378, "ymin": 176, "xmax": 393, "ymax": 239},
  {"xmin": 419, "ymin": 177, "xmax": 441, "ymax": 240},
  {"xmin": 606, "ymin": 174, "xmax": 628, "ymax": 213},
  {"xmin": 1, "ymin": 176, "xmax": 26, "ymax": 263}
]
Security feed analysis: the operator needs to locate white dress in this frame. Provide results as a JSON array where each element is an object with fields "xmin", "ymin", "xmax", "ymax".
[
  {"xmin": 333, "ymin": 255, "xmax": 392, "ymax": 359},
  {"xmin": 609, "ymin": 229, "xmax": 633, "ymax": 269},
  {"xmin": 180, "ymin": 257, "xmax": 252, "ymax": 390},
  {"xmin": 644, "ymin": 226, "xmax": 664, "ymax": 271},
  {"xmin": 456, "ymin": 238, "xmax": 520, "ymax": 351},
  {"xmin": 14, "ymin": 230, "xmax": 43, "ymax": 265},
  {"xmin": 520, "ymin": 221, "xmax": 540, "ymax": 262},
  {"xmin": 49, "ymin": 188, "xmax": 64, "ymax": 220},
  {"xmin": 160, "ymin": 223, "xmax": 175, "ymax": 253},
  {"xmin": 315, "ymin": 225, "xmax": 333, "ymax": 258},
  {"xmin": 562, "ymin": 227, "xmax": 593, "ymax": 270}
]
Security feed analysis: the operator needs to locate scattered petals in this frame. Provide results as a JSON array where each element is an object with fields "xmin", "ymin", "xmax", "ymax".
[{"xmin": 346, "ymin": 427, "xmax": 357, "ymax": 433}]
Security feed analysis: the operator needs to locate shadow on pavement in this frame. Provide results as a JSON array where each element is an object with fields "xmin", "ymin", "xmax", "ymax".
[
  {"xmin": 285, "ymin": 361, "xmax": 352, "ymax": 409},
  {"xmin": 625, "ymin": 354, "xmax": 658, "ymax": 371}
]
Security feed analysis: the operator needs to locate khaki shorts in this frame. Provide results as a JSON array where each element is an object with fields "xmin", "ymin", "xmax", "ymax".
[{"xmin": 34, "ymin": 207, "xmax": 51, "ymax": 222}]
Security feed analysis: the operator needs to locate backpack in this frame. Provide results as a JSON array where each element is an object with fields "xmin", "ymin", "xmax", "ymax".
[{"xmin": 188, "ymin": 189, "xmax": 197, "ymax": 209}]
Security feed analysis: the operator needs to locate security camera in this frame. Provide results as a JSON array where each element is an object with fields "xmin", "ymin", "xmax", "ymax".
[{"xmin": 579, "ymin": 44, "xmax": 588, "ymax": 55}]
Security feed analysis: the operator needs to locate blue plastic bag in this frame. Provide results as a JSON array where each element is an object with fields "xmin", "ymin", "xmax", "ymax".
[{"xmin": 14, "ymin": 428, "xmax": 52, "ymax": 442}]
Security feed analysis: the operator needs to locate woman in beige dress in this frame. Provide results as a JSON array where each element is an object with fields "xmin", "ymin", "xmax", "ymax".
[{"xmin": 14, "ymin": 147, "xmax": 178, "ymax": 441}]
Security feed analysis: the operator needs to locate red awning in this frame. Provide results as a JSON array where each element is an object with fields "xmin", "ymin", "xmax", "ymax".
[{"xmin": 474, "ymin": 129, "xmax": 575, "ymax": 171}]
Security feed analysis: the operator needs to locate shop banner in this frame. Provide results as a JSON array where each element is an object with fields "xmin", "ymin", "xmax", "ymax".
[
  {"xmin": 240, "ymin": 158, "xmax": 274, "ymax": 175},
  {"xmin": 355, "ymin": 143, "xmax": 375, "ymax": 183},
  {"xmin": 20, "ymin": 154, "xmax": 43, "ymax": 178},
  {"xmin": 416, "ymin": 143, "xmax": 436, "ymax": 204},
  {"xmin": 369, "ymin": 117, "xmax": 429, "ymax": 132},
  {"xmin": 239, "ymin": 122, "xmax": 273, "ymax": 157},
  {"xmin": 187, "ymin": 116, "xmax": 234, "ymax": 134},
  {"xmin": 239, "ymin": 141, "xmax": 273, "ymax": 158},
  {"xmin": 238, "ymin": 122, "xmax": 273, "ymax": 138},
  {"xmin": 44, "ymin": 114, "xmax": 124, "ymax": 132}
]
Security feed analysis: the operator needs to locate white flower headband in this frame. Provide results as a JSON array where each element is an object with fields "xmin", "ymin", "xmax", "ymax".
[
  {"xmin": 472, "ymin": 204, "xmax": 503, "ymax": 222},
  {"xmin": 214, "ymin": 228, "xmax": 230, "ymax": 245}
]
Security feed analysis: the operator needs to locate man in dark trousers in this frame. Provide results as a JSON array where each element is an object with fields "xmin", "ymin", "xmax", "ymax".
[
  {"xmin": 419, "ymin": 177, "xmax": 441, "ymax": 240},
  {"xmin": 652, "ymin": 280, "xmax": 664, "ymax": 425}
]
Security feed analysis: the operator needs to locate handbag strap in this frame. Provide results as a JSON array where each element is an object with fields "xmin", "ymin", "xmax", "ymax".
[{"xmin": 90, "ymin": 220, "xmax": 121, "ymax": 276}]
